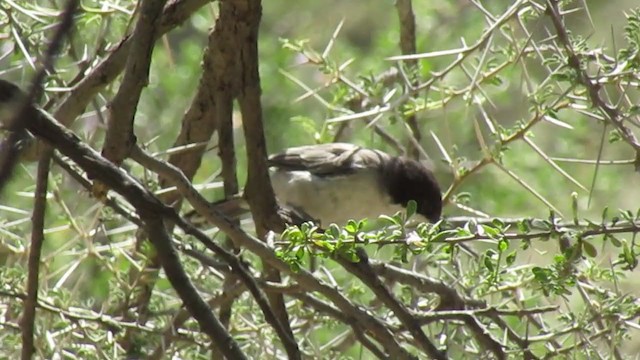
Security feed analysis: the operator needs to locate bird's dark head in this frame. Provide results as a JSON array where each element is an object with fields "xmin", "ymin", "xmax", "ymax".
[{"xmin": 380, "ymin": 157, "xmax": 442, "ymax": 223}]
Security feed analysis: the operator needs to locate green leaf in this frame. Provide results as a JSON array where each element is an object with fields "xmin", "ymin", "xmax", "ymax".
[
  {"xmin": 608, "ymin": 235, "xmax": 622, "ymax": 248},
  {"xmin": 327, "ymin": 224, "xmax": 341, "ymax": 239},
  {"xmin": 482, "ymin": 224, "xmax": 501, "ymax": 239},
  {"xmin": 430, "ymin": 229, "xmax": 457, "ymax": 243},
  {"xmin": 553, "ymin": 254, "xmax": 566, "ymax": 264},
  {"xmin": 483, "ymin": 256, "xmax": 494, "ymax": 272},
  {"xmin": 492, "ymin": 218, "xmax": 505, "ymax": 228},
  {"xmin": 405, "ymin": 200, "xmax": 417, "ymax": 219},
  {"xmin": 620, "ymin": 209, "xmax": 634, "ymax": 222},
  {"xmin": 379, "ymin": 214, "xmax": 399, "ymax": 225},
  {"xmin": 346, "ymin": 249, "xmax": 360, "ymax": 262},
  {"xmin": 344, "ymin": 220, "xmax": 358, "ymax": 234},
  {"xmin": 313, "ymin": 240, "xmax": 334, "ymax": 252},
  {"xmin": 582, "ymin": 240, "xmax": 598, "ymax": 257},
  {"xmin": 608, "ymin": 129, "xmax": 623, "ymax": 143},
  {"xmin": 456, "ymin": 227, "xmax": 473, "ymax": 237},
  {"xmin": 498, "ymin": 239, "xmax": 509, "ymax": 252},
  {"xmin": 620, "ymin": 242, "xmax": 638, "ymax": 270},
  {"xmin": 455, "ymin": 192, "xmax": 472, "ymax": 204},
  {"xmin": 517, "ymin": 219, "xmax": 530, "ymax": 233},
  {"xmin": 397, "ymin": 245, "xmax": 409, "ymax": 263},
  {"xmin": 531, "ymin": 267, "xmax": 549, "ymax": 281},
  {"xmin": 357, "ymin": 219, "xmax": 367, "ymax": 231}
]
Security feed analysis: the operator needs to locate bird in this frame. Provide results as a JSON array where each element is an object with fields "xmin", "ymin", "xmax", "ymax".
[{"xmin": 266, "ymin": 143, "xmax": 442, "ymax": 227}]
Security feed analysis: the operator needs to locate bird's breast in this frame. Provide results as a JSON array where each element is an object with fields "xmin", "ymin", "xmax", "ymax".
[{"xmin": 270, "ymin": 169, "xmax": 407, "ymax": 226}]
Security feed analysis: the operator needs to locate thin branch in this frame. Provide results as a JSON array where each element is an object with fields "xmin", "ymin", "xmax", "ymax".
[
  {"xmin": 21, "ymin": 151, "xmax": 51, "ymax": 359},
  {"xmin": 0, "ymin": 290, "xmax": 191, "ymax": 336},
  {"xmin": 149, "ymin": 282, "xmax": 246, "ymax": 359},
  {"xmin": 336, "ymin": 249, "xmax": 447, "ymax": 359},
  {"xmin": 0, "ymin": 2, "xmax": 80, "ymax": 355},
  {"xmin": 142, "ymin": 217, "xmax": 247, "ymax": 359},
  {"xmin": 0, "ymin": 0, "xmax": 79, "ymax": 193},
  {"xmin": 395, "ymin": 0, "xmax": 422, "ymax": 160},
  {"xmin": 34, "ymin": 0, "xmax": 211, "ymax": 153},
  {"xmin": 545, "ymin": 0, "xmax": 640, "ymax": 168}
]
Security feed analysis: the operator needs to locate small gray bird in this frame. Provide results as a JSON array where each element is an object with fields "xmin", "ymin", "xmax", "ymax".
[{"xmin": 267, "ymin": 143, "xmax": 442, "ymax": 226}]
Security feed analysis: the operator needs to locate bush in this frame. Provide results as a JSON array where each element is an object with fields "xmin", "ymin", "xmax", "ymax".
[{"xmin": 1, "ymin": 0, "xmax": 639, "ymax": 358}]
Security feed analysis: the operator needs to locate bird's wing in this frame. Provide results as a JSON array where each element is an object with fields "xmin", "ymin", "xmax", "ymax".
[{"xmin": 268, "ymin": 143, "xmax": 389, "ymax": 176}]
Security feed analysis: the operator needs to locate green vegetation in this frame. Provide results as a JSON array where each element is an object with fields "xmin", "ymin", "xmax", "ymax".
[{"xmin": 1, "ymin": 0, "xmax": 640, "ymax": 358}]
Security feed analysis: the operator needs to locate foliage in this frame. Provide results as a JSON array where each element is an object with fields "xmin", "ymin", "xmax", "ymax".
[{"xmin": 1, "ymin": 0, "xmax": 640, "ymax": 359}]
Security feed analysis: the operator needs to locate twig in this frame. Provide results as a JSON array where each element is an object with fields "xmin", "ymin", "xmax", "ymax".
[
  {"xmin": 336, "ymin": 248, "xmax": 447, "ymax": 359},
  {"xmin": 545, "ymin": 0, "xmax": 640, "ymax": 169},
  {"xmin": 0, "ymin": 0, "xmax": 79, "ymax": 193},
  {"xmin": 40, "ymin": 0, "xmax": 210, "ymax": 157},
  {"xmin": 149, "ymin": 282, "xmax": 246, "ymax": 359},
  {"xmin": 1, "ymin": 1, "xmax": 81, "ymax": 357},
  {"xmin": 21, "ymin": 150, "xmax": 52, "ymax": 359},
  {"xmin": 0, "ymin": 290, "xmax": 193, "ymax": 336},
  {"xmin": 395, "ymin": 0, "xmax": 422, "ymax": 160}
]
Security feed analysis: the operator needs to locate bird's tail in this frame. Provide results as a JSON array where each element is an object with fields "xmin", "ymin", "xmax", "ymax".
[
  {"xmin": 185, "ymin": 196, "xmax": 317, "ymax": 228},
  {"xmin": 183, "ymin": 195, "xmax": 249, "ymax": 227}
]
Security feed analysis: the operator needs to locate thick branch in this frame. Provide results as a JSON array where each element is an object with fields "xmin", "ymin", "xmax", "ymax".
[
  {"xmin": 216, "ymin": 0, "xmax": 296, "ymax": 350},
  {"xmin": 101, "ymin": 0, "xmax": 168, "ymax": 164}
]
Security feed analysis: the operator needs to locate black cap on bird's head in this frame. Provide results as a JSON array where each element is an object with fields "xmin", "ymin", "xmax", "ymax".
[{"xmin": 380, "ymin": 156, "xmax": 442, "ymax": 223}]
